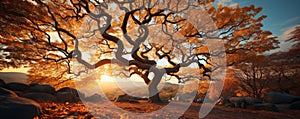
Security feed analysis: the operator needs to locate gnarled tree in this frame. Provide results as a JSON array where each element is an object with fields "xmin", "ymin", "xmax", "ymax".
[{"xmin": 0, "ymin": 0, "xmax": 278, "ymax": 102}]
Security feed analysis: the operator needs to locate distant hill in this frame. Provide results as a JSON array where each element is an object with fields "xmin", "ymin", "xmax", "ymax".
[
  {"xmin": 78, "ymin": 80, "xmax": 180, "ymax": 100},
  {"xmin": 0, "ymin": 72, "xmax": 28, "ymax": 84}
]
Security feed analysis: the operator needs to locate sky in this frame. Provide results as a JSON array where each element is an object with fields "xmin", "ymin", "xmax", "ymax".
[{"xmin": 215, "ymin": 0, "xmax": 300, "ymax": 53}]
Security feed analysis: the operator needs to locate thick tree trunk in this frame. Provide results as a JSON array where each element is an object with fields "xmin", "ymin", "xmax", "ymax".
[
  {"xmin": 148, "ymin": 69, "xmax": 164, "ymax": 103},
  {"xmin": 149, "ymin": 92, "xmax": 162, "ymax": 103}
]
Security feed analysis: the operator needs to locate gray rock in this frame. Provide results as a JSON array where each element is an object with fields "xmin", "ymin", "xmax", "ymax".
[
  {"xmin": 0, "ymin": 87, "xmax": 18, "ymax": 97},
  {"xmin": 290, "ymin": 101, "xmax": 300, "ymax": 110},
  {"xmin": 29, "ymin": 84, "xmax": 55, "ymax": 94},
  {"xmin": 217, "ymin": 97, "xmax": 233, "ymax": 107},
  {"xmin": 264, "ymin": 92, "xmax": 300, "ymax": 104},
  {"xmin": 244, "ymin": 97, "xmax": 262, "ymax": 105},
  {"xmin": 0, "ymin": 96, "xmax": 42, "ymax": 118},
  {"xmin": 0, "ymin": 79, "xmax": 5, "ymax": 87},
  {"xmin": 254, "ymin": 103, "xmax": 278, "ymax": 112},
  {"xmin": 229, "ymin": 97, "xmax": 245, "ymax": 103},
  {"xmin": 220, "ymin": 97, "xmax": 262, "ymax": 109},
  {"xmin": 5, "ymin": 82, "xmax": 30, "ymax": 92},
  {"xmin": 229, "ymin": 97, "xmax": 247, "ymax": 108},
  {"xmin": 21, "ymin": 92, "xmax": 56, "ymax": 102},
  {"xmin": 55, "ymin": 92, "xmax": 81, "ymax": 103}
]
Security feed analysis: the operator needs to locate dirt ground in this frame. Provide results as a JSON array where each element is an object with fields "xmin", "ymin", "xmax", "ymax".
[{"xmin": 40, "ymin": 101, "xmax": 300, "ymax": 119}]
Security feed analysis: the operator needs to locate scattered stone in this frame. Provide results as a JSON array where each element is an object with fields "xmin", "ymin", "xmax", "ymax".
[
  {"xmin": 21, "ymin": 92, "xmax": 56, "ymax": 102},
  {"xmin": 0, "ymin": 96, "xmax": 42, "ymax": 119},
  {"xmin": 0, "ymin": 87, "xmax": 18, "ymax": 97},
  {"xmin": 5, "ymin": 82, "xmax": 30, "ymax": 92}
]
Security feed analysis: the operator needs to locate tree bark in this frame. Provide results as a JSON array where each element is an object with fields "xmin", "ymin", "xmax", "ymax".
[{"xmin": 148, "ymin": 69, "xmax": 164, "ymax": 103}]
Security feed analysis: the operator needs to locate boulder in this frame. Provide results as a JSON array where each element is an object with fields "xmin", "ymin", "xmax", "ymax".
[
  {"xmin": 229, "ymin": 97, "xmax": 247, "ymax": 108},
  {"xmin": 0, "ymin": 79, "xmax": 5, "ymax": 87},
  {"xmin": 29, "ymin": 84, "xmax": 55, "ymax": 94},
  {"xmin": 219, "ymin": 97, "xmax": 262, "ymax": 109},
  {"xmin": 5, "ymin": 82, "xmax": 30, "ymax": 92},
  {"xmin": 275, "ymin": 104, "xmax": 291, "ymax": 110},
  {"xmin": 21, "ymin": 92, "xmax": 56, "ymax": 102},
  {"xmin": 0, "ymin": 96, "xmax": 42, "ymax": 119},
  {"xmin": 0, "ymin": 88, "xmax": 18, "ymax": 97},
  {"xmin": 57, "ymin": 87, "xmax": 77, "ymax": 93},
  {"xmin": 244, "ymin": 97, "xmax": 262, "ymax": 105},
  {"xmin": 85, "ymin": 94, "xmax": 104, "ymax": 102},
  {"xmin": 254, "ymin": 103, "xmax": 278, "ymax": 112},
  {"xmin": 13, "ymin": 91, "xmax": 23, "ymax": 96},
  {"xmin": 290, "ymin": 101, "xmax": 300, "ymax": 110},
  {"xmin": 264, "ymin": 92, "xmax": 300, "ymax": 104},
  {"xmin": 55, "ymin": 92, "xmax": 81, "ymax": 103}
]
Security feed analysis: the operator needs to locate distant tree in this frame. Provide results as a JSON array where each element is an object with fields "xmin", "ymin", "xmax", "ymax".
[
  {"xmin": 268, "ymin": 61, "xmax": 299, "ymax": 94},
  {"xmin": 262, "ymin": 24, "xmax": 300, "ymax": 95},
  {"xmin": 0, "ymin": 0, "xmax": 278, "ymax": 102},
  {"xmin": 234, "ymin": 55, "xmax": 271, "ymax": 98}
]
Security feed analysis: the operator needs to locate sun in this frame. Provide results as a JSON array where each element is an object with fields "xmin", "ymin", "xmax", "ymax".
[{"xmin": 99, "ymin": 75, "xmax": 115, "ymax": 82}]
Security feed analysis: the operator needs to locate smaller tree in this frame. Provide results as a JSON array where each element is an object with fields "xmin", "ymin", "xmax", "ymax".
[{"xmin": 234, "ymin": 55, "xmax": 271, "ymax": 98}]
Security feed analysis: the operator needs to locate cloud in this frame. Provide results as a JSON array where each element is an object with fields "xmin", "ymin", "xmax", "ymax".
[
  {"xmin": 265, "ymin": 41, "xmax": 294, "ymax": 54},
  {"xmin": 266, "ymin": 25, "xmax": 299, "ymax": 54},
  {"xmin": 216, "ymin": 0, "xmax": 232, "ymax": 4},
  {"xmin": 215, "ymin": 0, "xmax": 237, "ymax": 7},
  {"xmin": 279, "ymin": 25, "xmax": 299, "ymax": 41},
  {"xmin": 276, "ymin": 16, "xmax": 300, "ymax": 27}
]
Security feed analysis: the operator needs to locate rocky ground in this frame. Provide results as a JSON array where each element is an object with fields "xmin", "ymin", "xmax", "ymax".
[
  {"xmin": 39, "ymin": 101, "xmax": 300, "ymax": 119},
  {"xmin": 1, "ymin": 80, "xmax": 300, "ymax": 119}
]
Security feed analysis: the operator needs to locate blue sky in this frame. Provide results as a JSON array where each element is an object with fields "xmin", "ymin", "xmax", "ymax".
[{"xmin": 215, "ymin": 0, "xmax": 300, "ymax": 53}]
